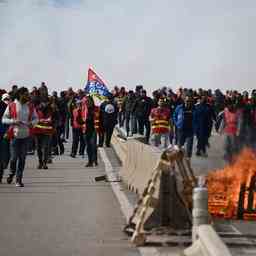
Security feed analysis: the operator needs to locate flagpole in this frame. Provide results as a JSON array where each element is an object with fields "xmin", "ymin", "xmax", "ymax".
[{"xmin": 81, "ymin": 64, "xmax": 93, "ymax": 89}]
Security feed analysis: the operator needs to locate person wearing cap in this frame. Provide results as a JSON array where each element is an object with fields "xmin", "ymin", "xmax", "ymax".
[
  {"xmin": 0, "ymin": 93, "xmax": 10, "ymax": 183},
  {"xmin": 70, "ymin": 99, "xmax": 86, "ymax": 158},
  {"xmin": 150, "ymin": 98, "xmax": 171, "ymax": 148},
  {"xmin": 133, "ymin": 89, "xmax": 153, "ymax": 143}
]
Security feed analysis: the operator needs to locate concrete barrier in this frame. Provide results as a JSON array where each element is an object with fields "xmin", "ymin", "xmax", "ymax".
[
  {"xmin": 111, "ymin": 130, "xmax": 128, "ymax": 164},
  {"xmin": 184, "ymin": 225, "xmax": 232, "ymax": 256},
  {"xmin": 120, "ymin": 139, "xmax": 162, "ymax": 195}
]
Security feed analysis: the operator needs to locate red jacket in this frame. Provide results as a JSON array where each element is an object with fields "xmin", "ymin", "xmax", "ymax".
[{"xmin": 72, "ymin": 107, "xmax": 85, "ymax": 130}]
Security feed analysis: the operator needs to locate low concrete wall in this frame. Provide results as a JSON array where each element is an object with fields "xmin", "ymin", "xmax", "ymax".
[
  {"xmin": 120, "ymin": 139, "xmax": 162, "ymax": 195},
  {"xmin": 111, "ymin": 130, "xmax": 127, "ymax": 164},
  {"xmin": 112, "ymin": 131, "xmax": 162, "ymax": 195},
  {"xmin": 184, "ymin": 225, "xmax": 232, "ymax": 256}
]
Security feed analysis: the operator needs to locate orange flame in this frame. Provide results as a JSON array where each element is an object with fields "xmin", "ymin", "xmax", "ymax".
[{"xmin": 207, "ymin": 148, "xmax": 256, "ymax": 219}]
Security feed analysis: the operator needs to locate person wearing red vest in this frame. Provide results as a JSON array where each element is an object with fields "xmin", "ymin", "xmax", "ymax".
[
  {"xmin": 2, "ymin": 87, "xmax": 38, "ymax": 187},
  {"xmin": 219, "ymin": 100, "xmax": 242, "ymax": 163},
  {"xmin": 33, "ymin": 102, "xmax": 54, "ymax": 169},
  {"xmin": 70, "ymin": 100, "xmax": 86, "ymax": 158},
  {"xmin": 150, "ymin": 98, "xmax": 171, "ymax": 148}
]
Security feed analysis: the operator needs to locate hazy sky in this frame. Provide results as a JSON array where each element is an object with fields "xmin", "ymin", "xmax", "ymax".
[{"xmin": 0, "ymin": 0, "xmax": 255, "ymax": 93}]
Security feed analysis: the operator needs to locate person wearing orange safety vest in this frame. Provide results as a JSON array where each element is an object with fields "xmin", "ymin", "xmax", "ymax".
[
  {"xmin": 2, "ymin": 87, "xmax": 38, "ymax": 187},
  {"xmin": 33, "ymin": 102, "xmax": 54, "ymax": 169},
  {"xmin": 150, "ymin": 98, "xmax": 171, "ymax": 148},
  {"xmin": 94, "ymin": 105, "xmax": 104, "ymax": 144},
  {"xmin": 218, "ymin": 99, "xmax": 242, "ymax": 163},
  {"xmin": 70, "ymin": 100, "xmax": 86, "ymax": 158}
]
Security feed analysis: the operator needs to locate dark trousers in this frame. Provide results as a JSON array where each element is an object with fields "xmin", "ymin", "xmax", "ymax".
[
  {"xmin": 137, "ymin": 117, "xmax": 151, "ymax": 143},
  {"xmin": 125, "ymin": 112, "xmax": 131, "ymax": 135},
  {"xmin": 84, "ymin": 131, "xmax": 97, "ymax": 163},
  {"xmin": 36, "ymin": 134, "xmax": 50, "ymax": 164},
  {"xmin": 197, "ymin": 133, "xmax": 208, "ymax": 154},
  {"xmin": 132, "ymin": 114, "xmax": 138, "ymax": 134},
  {"xmin": 65, "ymin": 117, "xmax": 70, "ymax": 140},
  {"xmin": 0, "ymin": 137, "xmax": 10, "ymax": 178},
  {"xmin": 52, "ymin": 127, "xmax": 64, "ymax": 155},
  {"xmin": 99, "ymin": 126, "xmax": 114, "ymax": 147},
  {"xmin": 177, "ymin": 129, "xmax": 194, "ymax": 158},
  {"xmin": 9, "ymin": 138, "xmax": 28, "ymax": 179},
  {"xmin": 118, "ymin": 111, "xmax": 124, "ymax": 127},
  {"xmin": 71, "ymin": 128, "xmax": 85, "ymax": 156}
]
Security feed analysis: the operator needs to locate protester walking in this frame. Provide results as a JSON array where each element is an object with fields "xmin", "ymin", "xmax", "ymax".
[
  {"xmin": 173, "ymin": 95, "xmax": 195, "ymax": 159},
  {"xmin": 133, "ymin": 90, "xmax": 153, "ymax": 143},
  {"xmin": 99, "ymin": 94, "xmax": 118, "ymax": 147},
  {"xmin": 2, "ymin": 87, "xmax": 38, "ymax": 187},
  {"xmin": 70, "ymin": 100, "xmax": 86, "ymax": 158},
  {"xmin": 83, "ymin": 96, "xmax": 98, "ymax": 167},
  {"xmin": 218, "ymin": 99, "xmax": 242, "ymax": 163},
  {"xmin": 122, "ymin": 90, "xmax": 136, "ymax": 137},
  {"xmin": 0, "ymin": 93, "xmax": 10, "ymax": 183},
  {"xmin": 150, "ymin": 98, "xmax": 171, "ymax": 148},
  {"xmin": 33, "ymin": 102, "xmax": 54, "ymax": 169},
  {"xmin": 194, "ymin": 95, "xmax": 212, "ymax": 157}
]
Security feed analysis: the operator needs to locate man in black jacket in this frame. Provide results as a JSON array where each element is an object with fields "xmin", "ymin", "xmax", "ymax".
[
  {"xmin": 99, "ymin": 94, "xmax": 118, "ymax": 147},
  {"xmin": 122, "ymin": 90, "xmax": 136, "ymax": 137},
  {"xmin": 133, "ymin": 90, "xmax": 153, "ymax": 143}
]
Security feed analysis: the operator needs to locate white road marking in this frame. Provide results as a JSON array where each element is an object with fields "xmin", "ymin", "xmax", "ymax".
[{"xmin": 99, "ymin": 148, "xmax": 160, "ymax": 256}]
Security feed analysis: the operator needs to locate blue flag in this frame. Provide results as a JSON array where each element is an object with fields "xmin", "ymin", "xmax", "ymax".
[{"xmin": 85, "ymin": 68, "xmax": 110, "ymax": 97}]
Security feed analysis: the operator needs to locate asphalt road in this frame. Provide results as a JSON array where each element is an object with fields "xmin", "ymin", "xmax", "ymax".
[
  {"xmin": 1, "ymin": 133, "xmax": 256, "ymax": 256},
  {"xmin": 0, "ymin": 146, "xmax": 140, "ymax": 256}
]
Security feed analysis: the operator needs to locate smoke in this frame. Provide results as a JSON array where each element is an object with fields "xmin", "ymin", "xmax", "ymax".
[{"xmin": 0, "ymin": 0, "xmax": 256, "ymax": 93}]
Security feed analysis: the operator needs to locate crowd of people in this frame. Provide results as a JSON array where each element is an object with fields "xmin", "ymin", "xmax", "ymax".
[
  {"xmin": 0, "ymin": 83, "xmax": 118, "ymax": 187},
  {"xmin": 0, "ymin": 82, "xmax": 256, "ymax": 187},
  {"xmin": 113, "ymin": 85, "xmax": 256, "ymax": 163}
]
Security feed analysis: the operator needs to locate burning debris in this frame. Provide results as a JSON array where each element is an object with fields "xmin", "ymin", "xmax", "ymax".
[{"xmin": 207, "ymin": 148, "xmax": 256, "ymax": 220}]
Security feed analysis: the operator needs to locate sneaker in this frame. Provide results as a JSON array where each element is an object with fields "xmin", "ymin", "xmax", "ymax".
[
  {"xmin": 47, "ymin": 159, "xmax": 53, "ymax": 164},
  {"xmin": 7, "ymin": 175, "xmax": 14, "ymax": 184},
  {"xmin": 15, "ymin": 178, "xmax": 24, "ymax": 187},
  {"xmin": 43, "ymin": 164, "xmax": 48, "ymax": 170},
  {"xmin": 201, "ymin": 152, "xmax": 208, "ymax": 158},
  {"xmin": 196, "ymin": 151, "xmax": 202, "ymax": 157},
  {"xmin": 15, "ymin": 182, "xmax": 24, "ymax": 187},
  {"xmin": 85, "ymin": 162, "xmax": 93, "ymax": 167},
  {"xmin": 70, "ymin": 154, "xmax": 76, "ymax": 158},
  {"xmin": 37, "ymin": 163, "xmax": 43, "ymax": 169}
]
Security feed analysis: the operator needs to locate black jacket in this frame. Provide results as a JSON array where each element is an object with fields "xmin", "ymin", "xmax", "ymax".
[
  {"xmin": 133, "ymin": 96, "xmax": 153, "ymax": 118},
  {"xmin": 122, "ymin": 96, "xmax": 136, "ymax": 114},
  {"xmin": 100, "ymin": 100, "xmax": 118, "ymax": 128}
]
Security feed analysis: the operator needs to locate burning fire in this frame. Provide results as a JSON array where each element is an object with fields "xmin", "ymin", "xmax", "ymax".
[{"xmin": 207, "ymin": 148, "xmax": 256, "ymax": 220}]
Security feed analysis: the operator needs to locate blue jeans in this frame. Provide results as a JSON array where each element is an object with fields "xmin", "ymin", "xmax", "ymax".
[
  {"xmin": 9, "ymin": 138, "xmax": 28, "ymax": 179},
  {"xmin": 177, "ymin": 129, "xmax": 194, "ymax": 158}
]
